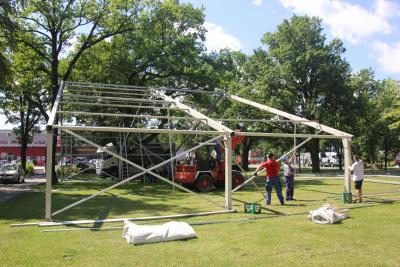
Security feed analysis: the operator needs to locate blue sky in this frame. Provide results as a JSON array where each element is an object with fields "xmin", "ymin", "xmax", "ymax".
[
  {"xmin": 1, "ymin": 0, "xmax": 400, "ymax": 129},
  {"xmin": 184, "ymin": 0, "xmax": 400, "ymax": 80}
]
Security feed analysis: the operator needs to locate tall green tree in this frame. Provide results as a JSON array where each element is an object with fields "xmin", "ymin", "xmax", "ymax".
[
  {"xmin": 11, "ymin": 0, "xmax": 159, "ymax": 183},
  {"xmin": 244, "ymin": 15, "xmax": 351, "ymax": 172},
  {"xmin": 376, "ymin": 79, "xmax": 400, "ymax": 168},
  {"xmin": 0, "ymin": 41, "xmax": 47, "ymax": 171},
  {"xmin": 384, "ymin": 79, "xmax": 400, "ymax": 130},
  {"xmin": 349, "ymin": 69, "xmax": 381, "ymax": 164},
  {"xmin": 15, "ymin": 0, "xmax": 146, "ymax": 119},
  {"xmin": 67, "ymin": 3, "xmax": 253, "ymax": 154},
  {"xmin": 69, "ymin": 0, "xmax": 207, "ymax": 88}
]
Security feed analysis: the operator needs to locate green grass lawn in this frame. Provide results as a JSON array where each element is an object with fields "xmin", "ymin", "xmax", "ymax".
[
  {"xmin": 1, "ymin": 174, "xmax": 400, "ymax": 267},
  {"xmin": 364, "ymin": 176, "xmax": 400, "ymax": 182}
]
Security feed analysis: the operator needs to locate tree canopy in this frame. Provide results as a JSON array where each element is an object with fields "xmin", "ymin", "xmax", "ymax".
[{"xmin": 1, "ymin": 5, "xmax": 399, "ymax": 175}]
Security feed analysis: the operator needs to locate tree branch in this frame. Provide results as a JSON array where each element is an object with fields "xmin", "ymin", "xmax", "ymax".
[
  {"xmin": 18, "ymin": 39, "xmax": 52, "ymax": 64},
  {"xmin": 19, "ymin": 16, "xmax": 50, "ymax": 32}
]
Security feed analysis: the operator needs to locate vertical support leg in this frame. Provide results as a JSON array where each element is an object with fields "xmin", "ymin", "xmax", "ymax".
[
  {"xmin": 224, "ymin": 135, "xmax": 232, "ymax": 210},
  {"xmin": 168, "ymin": 110, "xmax": 175, "ymax": 194},
  {"xmin": 294, "ymin": 123, "xmax": 297, "ymax": 165},
  {"xmin": 45, "ymin": 129, "xmax": 54, "ymax": 220},
  {"xmin": 342, "ymin": 138, "xmax": 352, "ymax": 193}
]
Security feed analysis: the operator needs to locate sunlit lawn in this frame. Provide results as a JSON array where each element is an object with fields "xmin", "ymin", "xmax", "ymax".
[{"xmin": 1, "ymin": 173, "xmax": 399, "ymax": 266}]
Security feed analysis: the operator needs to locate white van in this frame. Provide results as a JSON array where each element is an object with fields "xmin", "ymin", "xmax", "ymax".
[{"xmin": 320, "ymin": 152, "xmax": 339, "ymax": 167}]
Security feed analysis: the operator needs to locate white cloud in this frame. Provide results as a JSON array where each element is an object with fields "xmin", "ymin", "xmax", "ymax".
[
  {"xmin": 372, "ymin": 41, "xmax": 400, "ymax": 73},
  {"xmin": 279, "ymin": 0, "xmax": 400, "ymax": 44},
  {"xmin": 252, "ymin": 0, "xmax": 263, "ymax": 6},
  {"xmin": 374, "ymin": 0, "xmax": 400, "ymax": 17},
  {"xmin": 0, "ymin": 114, "xmax": 14, "ymax": 130},
  {"xmin": 64, "ymin": 36, "xmax": 79, "ymax": 55},
  {"xmin": 204, "ymin": 22, "xmax": 242, "ymax": 51}
]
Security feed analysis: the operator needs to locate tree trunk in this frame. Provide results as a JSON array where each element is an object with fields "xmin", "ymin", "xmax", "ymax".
[
  {"xmin": 20, "ymin": 106, "xmax": 27, "ymax": 171},
  {"xmin": 50, "ymin": 77, "xmax": 59, "ymax": 184},
  {"xmin": 310, "ymin": 139, "xmax": 320, "ymax": 173},
  {"xmin": 335, "ymin": 141, "xmax": 343, "ymax": 171},
  {"xmin": 20, "ymin": 133, "xmax": 28, "ymax": 172},
  {"xmin": 50, "ymin": 47, "xmax": 60, "ymax": 184},
  {"xmin": 297, "ymin": 151, "xmax": 301, "ymax": 173},
  {"xmin": 384, "ymin": 134, "xmax": 388, "ymax": 170},
  {"xmin": 242, "ymin": 137, "xmax": 251, "ymax": 171}
]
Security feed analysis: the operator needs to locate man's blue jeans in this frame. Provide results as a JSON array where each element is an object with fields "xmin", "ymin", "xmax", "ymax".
[{"xmin": 265, "ymin": 176, "xmax": 284, "ymax": 205}]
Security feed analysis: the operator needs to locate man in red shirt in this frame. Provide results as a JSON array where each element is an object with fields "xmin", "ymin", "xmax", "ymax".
[{"xmin": 254, "ymin": 153, "xmax": 284, "ymax": 206}]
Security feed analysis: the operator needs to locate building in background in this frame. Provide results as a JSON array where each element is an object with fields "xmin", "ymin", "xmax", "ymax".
[{"xmin": 0, "ymin": 130, "xmax": 61, "ymax": 163}]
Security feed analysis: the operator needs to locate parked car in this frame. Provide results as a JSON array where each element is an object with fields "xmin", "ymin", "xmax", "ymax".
[
  {"xmin": 0, "ymin": 164, "xmax": 25, "ymax": 183},
  {"xmin": 36, "ymin": 160, "xmax": 45, "ymax": 166},
  {"xmin": 75, "ymin": 157, "xmax": 88, "ymax": 165},
  {"xmin": 75, "ymin": 156, "xmax": 89, "ymax": 169},
  {"xmin": 88, "ymin": 159, "xmax": 97, "ymax": 167},
  {"xmin": 0, "ymin": 160, "xmax": 8, "ymax": 166},
  {"xmin": 58, "ymin": 157, "xmax": 72, "ymax": 166}
]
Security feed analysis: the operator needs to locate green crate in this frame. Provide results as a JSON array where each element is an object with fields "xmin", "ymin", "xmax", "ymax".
[
  {"xmin": 244, "ymin": 203, "xmax": 261, "ymax": 214},
  {"xmin": 341, "ymin": 192, "xmax": 352, "ymax": 204}
]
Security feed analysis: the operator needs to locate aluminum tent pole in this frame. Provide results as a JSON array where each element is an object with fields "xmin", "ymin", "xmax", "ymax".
[
  {"xmin": 232, "ymin": 133, "xmax": 320, "ymax": 193},
  {"xmin": 63, "ymin": 94, "xmax": 174, "ymax": 104},
  {"xmin": 236, "ymin": 132, "xmax": 344, "ymax": 139},
  {"xmin": 54, "ymin": 125, "xmax": 224, "ymax": 136},
  {"xmin": 234, "ymin": 161, "xmax": 266, "ymax": 200},
  {"xmin": 153, "ymin": 90, "xmax": 232, "ymax": 134},
  {"xmin": 51, "ymin": 131, "xmax": 225, "ymax": 216},
  {"xmin": 45, "ymin": 80, "xmax": 65, "ymax": 220},
  {"xmin": 45, "ymin": 129, "xmax": 54, "ymax": 220},
  {"xmin": 211, "ymin": 118, "xmax": 318, "ymax": 123},
  {"xmin": 343, "ymin": 138, "xmax": 352, "ymax": 193},
  {"xmin": 59, "ymin": 101, "xmax": 177, "ymax": 110},
  {"xmin": 224, "ymin": 134, "xmax": 232, "ymax": 210},
  {"xmin": 294, "ymin": 123, "xmax": 297, "ymax": 167},
  {"xmin": 38, "ymin": 210, "xmax": 236, "ymax": 227},
  {"xmin": 63, "ymin": 89, "xmax": 148, "ymax": 97},
  {"xmin": 167, "ymin": 109, "xmax": 175, "ymax": 194},
  {"xmin": 57, "ymin": 111, "xmax": 207, "ymax": 122},
  {"xmin": 229, "ymin": 94, "xmax": 353, "ymax": 138}
]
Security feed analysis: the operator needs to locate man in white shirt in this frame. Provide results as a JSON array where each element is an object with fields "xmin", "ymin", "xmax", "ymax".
[
  {"xmin": 350, "ymin": 154, "xmax": 364, "ymax": 203},
  {"xmin": 395, "ymin": 150, "xmax": 400, "ymax": 167}
]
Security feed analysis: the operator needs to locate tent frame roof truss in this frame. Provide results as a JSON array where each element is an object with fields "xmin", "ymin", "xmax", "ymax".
[{"xmin": 45, "ymin": 81, "xmax": 352, "ymax": 221}]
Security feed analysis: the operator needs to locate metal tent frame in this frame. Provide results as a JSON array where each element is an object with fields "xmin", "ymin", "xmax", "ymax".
[{"xmin": 45, "ymin": 81, "xmax": 353, "ymax": 221}]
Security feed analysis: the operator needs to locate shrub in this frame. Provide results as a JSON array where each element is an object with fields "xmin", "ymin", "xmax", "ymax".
[
  {"xmin": 25, "ymin": 163, "xmax": 35, "ymax": 175},
  {"xmin": 56, "ymin": 165, "xmax": 81, "ymax": 177}
]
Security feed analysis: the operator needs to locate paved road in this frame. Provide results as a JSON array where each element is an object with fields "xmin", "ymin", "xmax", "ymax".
[{"xmin": 0, "ymin": 176, "xmax": 45, "ymax": 204}]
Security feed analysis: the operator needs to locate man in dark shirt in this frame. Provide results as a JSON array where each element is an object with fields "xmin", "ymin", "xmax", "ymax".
[{"xmin": 254, "ymin": 153, "xmax": 284, "ymax": 206}]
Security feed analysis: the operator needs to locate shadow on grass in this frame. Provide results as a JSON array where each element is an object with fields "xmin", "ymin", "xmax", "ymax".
[
  {"xmin": 296, "ymin": 187, "xmax": 340, "ymax": 197},
  {"xmin": 0, "ymin": 178, "xmax": 224, "ymax": 222},
  {"xmin": 295, "ymin": 179, "xmax": 331, "ymax": 187}
]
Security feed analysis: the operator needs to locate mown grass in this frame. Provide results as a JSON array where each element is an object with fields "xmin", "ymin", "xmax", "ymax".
[{"xmin": 1, "ymin": 173, "xmax": 400, "ymax": 267}]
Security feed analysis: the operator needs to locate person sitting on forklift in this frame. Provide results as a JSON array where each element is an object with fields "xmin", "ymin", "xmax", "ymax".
[{"xmin": 214, "ymin": 125, "xmax": 245, "ymax": 163}]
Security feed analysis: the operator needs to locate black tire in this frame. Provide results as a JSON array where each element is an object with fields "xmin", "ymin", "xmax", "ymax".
[
  {"xmin": 232, "ymin": 172, "xmax": 245, "ymax": 189},
  {"xmin": 196, "ymin": 173, "xmax": 214, "ymax": 192}
]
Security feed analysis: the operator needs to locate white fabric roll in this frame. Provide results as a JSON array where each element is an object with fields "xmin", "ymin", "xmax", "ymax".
[{"xmin": 122, "ymin": 221, "xmax": 197, "ymax": 245}]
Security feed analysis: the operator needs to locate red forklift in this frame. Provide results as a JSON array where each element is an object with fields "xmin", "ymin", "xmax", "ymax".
[{"xmin": 174, "ymin": 135, "xmax": 245, "ymax": 192}]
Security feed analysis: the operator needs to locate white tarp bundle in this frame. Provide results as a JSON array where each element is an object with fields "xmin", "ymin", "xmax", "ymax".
[
  {"xmin": 122, "ymin": 221, "xmax": 197, "ymax": 245},
  {"xmin": 309, "ymin": 204, "xmax": 349, "ymax": 224}
]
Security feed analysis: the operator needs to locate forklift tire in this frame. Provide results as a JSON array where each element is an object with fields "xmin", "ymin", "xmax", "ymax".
[
  {"xmin": 106, "ymin": 167, "xmax": 118, "ymax": 179},
  {"xmin": 196, "ymin": 174, "xmax": 214, "ymax": 192},
  {"xmin": 232, "ymin": 173, "xmax": 245, "ymax": 189}
]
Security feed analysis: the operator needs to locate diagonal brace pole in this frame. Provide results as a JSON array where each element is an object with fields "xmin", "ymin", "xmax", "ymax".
[
  {"xmin": 52, "ymin": 131, "xmax": 225, "ymax": 217},
  {"xmin": 232, "ymin": 132, "xmax": 321, "ymax": 193}
]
